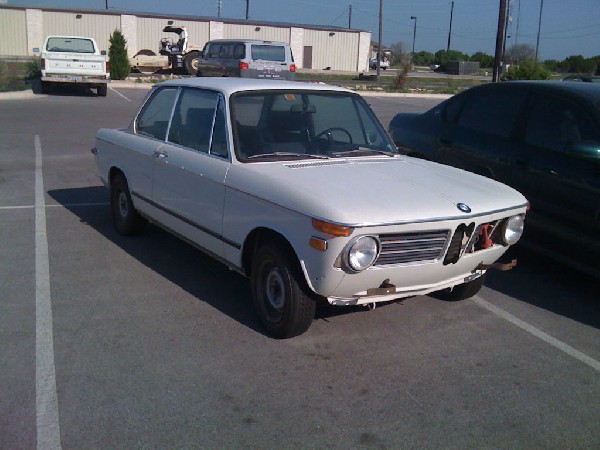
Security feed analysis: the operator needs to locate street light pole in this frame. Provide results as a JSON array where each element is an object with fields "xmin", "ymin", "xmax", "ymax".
[
  {"xmin": 411, "ymin": 15, "xmax": 417, "ymax": 60},
  {"xmin": 377, "ymin": 0, "xmax": 382, "ymax": 77}
]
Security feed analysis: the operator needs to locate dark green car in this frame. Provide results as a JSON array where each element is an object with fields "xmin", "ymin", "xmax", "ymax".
[{"xmin": 389, "ymin": 81, "xmax": 600, "ymax": 277}]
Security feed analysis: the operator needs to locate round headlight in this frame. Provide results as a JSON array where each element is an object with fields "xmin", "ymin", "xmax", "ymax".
[
  {"xmin": 347, "ymin": 236, "xmax": 379, "ymax": 272},
  {"xmin": 502, "ymin": 214, "xmax": 525, "ymax": 245}
]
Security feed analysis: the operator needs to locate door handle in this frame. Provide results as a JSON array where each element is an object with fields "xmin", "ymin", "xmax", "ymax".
[{"xmin": 153, "ymin": 149, "xmax": 168, "ymax": 159}]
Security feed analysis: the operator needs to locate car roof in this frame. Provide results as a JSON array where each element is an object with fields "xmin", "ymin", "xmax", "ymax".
[
  {"xmin": 155, "ymin": 77, "xmax": 354, "ymax": 96},
  {"xmin": 205, "ymin": 39, "xmax": 289, "ymax": 46},
  {"xmin": 465, "ymin": 80, "xmax": 600, "ymax": 104}
]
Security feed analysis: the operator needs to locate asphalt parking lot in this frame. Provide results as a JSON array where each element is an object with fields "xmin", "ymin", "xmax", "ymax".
[{"xmin": 1, "ymin": 84, "xmax": 599, "ymax": 449}]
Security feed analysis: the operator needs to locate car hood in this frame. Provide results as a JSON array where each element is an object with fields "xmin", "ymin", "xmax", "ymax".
[{"xmin": 226, "ymin": 156, "xmax": 528, "ymax": 225}]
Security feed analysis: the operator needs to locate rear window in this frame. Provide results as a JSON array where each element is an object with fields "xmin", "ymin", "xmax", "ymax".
[
  {"xmin": 251, "ymin": 45, "xmax": 286, "ymax": 62},
  {"xmin": 46, "ymin": 37, "xmax": 95, "ymax": 53}
]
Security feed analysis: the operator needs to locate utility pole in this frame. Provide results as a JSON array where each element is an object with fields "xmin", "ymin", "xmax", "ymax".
[
  {"xmin": 377, "ymin": 0, "xmax": 382, "ymax": 77},
  {"xmin": 502, "ymin": 0, "xmax": 511, "ymax": 66},
  {"xmin": 348, "ymin": 5, "xmax": 352, "ymax": 29},
  {"xmin": 492, "ymin": 0, "xmax": 507, "ymax": 82},
  {"xmin": 246, "ymin": 0, "xmax": 250, "ymax": 20},
  {"xmin": 447, "ymin": 1, "xmax": 454, "ymax": 52},
  {"xmin": 217, "ymin": 0, "xmax": 222, "ymax": 18},
  {"xmin": 535, "ymin": 0, "xmax": 544, "ymax": 62},
  {"xmin": 105, "ymin": 0, "xmax": 108, "ymax": 9}
]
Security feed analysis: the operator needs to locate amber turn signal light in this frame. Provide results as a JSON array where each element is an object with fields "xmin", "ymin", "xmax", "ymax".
[{"xmin": 312, "ymin": 218, "xmax": 353, "ymax": 237}]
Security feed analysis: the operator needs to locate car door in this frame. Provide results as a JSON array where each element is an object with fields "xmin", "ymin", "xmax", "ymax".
[
  {"xmin": 124, "ymin": 86, "xmax": 178, "ymax": 213},
  {"xmin": 513, "ymin": 90, "xmax": 600, "ymax": 252},
  {"xmin": 152, "ymin": 87, "xmax": 231, "ymax": 258},
  {"xmin": 439, "ymin": 85, "xmax": 529, "ymax": 184}
]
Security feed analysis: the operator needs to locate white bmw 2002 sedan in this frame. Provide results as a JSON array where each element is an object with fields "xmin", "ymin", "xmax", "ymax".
[{"xmin": 93, "ymin": 78, "xmax": 527, "ymax": 338}]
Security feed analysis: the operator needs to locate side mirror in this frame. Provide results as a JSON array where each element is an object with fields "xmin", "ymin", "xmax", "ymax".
[{"xmin": 101, "ymin": 50, "xmax": 107, "ymax": 56}]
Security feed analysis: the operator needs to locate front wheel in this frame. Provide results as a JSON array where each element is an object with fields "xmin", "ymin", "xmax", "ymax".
[
  {"xmin": 184, "ymin": 52, "xmax": 200, "ymax": 75},
  {"xmin": 430, "ymin": 274, "xmax": 486, "ymax": 301},
  {"xmin": 110, "ymin": 173, "xmax": 146, "ymax": 235},
  {"xmin": 251, "ymin": 242, "xmax": 316, "ymax": 338}
]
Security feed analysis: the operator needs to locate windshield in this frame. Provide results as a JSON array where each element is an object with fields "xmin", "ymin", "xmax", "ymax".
[
  {"xmin": 232, "ymin": 91, "xmax": 397, "ymax": 161},
  {"xmin": 46, "ymin": 37, "xmax": 96, "ymax": 53}
]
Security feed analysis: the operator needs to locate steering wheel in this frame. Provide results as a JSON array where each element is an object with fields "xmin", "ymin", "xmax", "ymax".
[{"xmin": 315, "ymin": 127, "xmax": 353, "ymax": 145}]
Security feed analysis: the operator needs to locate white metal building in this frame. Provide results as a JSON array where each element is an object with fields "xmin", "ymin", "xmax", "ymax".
[{"xmin": 0, "ymin": 6, "xmax": 372, "ymax": 72}]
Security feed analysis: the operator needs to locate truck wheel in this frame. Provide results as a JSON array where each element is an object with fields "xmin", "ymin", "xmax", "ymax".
[
  {"xmin": 431, "ymin": 274, "xmax": 486, "ymax": 301},
  {"xmin": 251, "ymin": 241, "xmax": 316, "ymax": 338},
  {"xmin": 110, "ymin": 173, "xmax": 146, "ymax": 235},
  {"xmin": 97, "ymin": 84, "xmax": 108, "ymax": 97},
  {"xmin": 41, "ymin": 81, "xmax": 50, "ymax": 94},
  {"xmin": 184, "ymin": 52, "xmax": 200, "ymax": 75}
]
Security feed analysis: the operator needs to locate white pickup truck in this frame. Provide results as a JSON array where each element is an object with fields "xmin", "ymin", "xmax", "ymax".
[{"xmin": 40, "ymin": 35, "xmax": 110, "ymax": 96}]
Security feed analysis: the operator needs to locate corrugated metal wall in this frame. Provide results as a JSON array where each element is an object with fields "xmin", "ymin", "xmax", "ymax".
[
  {"xmin": 223, "ymin": 24, "xmax": 290, "ymax": 43},
  {"xmin": 0, "ymin": 9, "xmax": 27, "ymax": 56},
  {"xmin": 0, "ymin": 7, "xmax": 369, "ymax": 71},
  {"xmin": 304, "ymin": 29, "xmax": 359, "ymax": 72},
  {"xmin": 136, "ymin": 17, "xmax": 210, "ymax": 54},
  {"xmin": 41, "ymin": 11, "xmax": 120, "ymax": 52}
]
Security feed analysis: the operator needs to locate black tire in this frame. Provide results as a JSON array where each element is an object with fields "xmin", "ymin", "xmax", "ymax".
[
  {"xmin": 97, "ymin": 84, "xmax": 107, "ymax": 97},
  {"xmin": 431, "ymin": 274, "xmax": 486, "ymax": 301},
  {"xmin": 110, "ymin": 173, "xmax": 146, "ymax": 235},
  {"xmin": 41, "ymin": 81, "xmax": 50, "ymax": 94},
  {"xmin": 251, "ymin": 241, "xmax": 316, "ymax": 338},
  {"xmin": 184, "ymin": 52, "xmax": 200, "ymax": 75}
]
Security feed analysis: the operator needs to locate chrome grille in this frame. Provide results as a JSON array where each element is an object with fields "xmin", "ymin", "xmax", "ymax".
[{"xmin": 375, "ymin": 230, "xmax": 450, "ymax": 266}]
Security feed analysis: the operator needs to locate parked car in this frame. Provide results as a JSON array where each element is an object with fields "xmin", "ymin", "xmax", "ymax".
[
  {"xmin": 92, "ymin": 78, "xmax": 527, "ymax": 338},
  {"xmin": 369, "ymin": 57, "xmax": 390, "ymax": 70},
  {"xmin": 389, "ymin": 81, "xmax": 600, "ymax": 276},
  {"xmin": 39, "ymin": 35, "xmax": 110, "ymax": 96},
  {"xmin": 562, "ymin": 75, "xmax": 600, "ymax": 83},
  {"xmin": 196, "ymin": 39, "xmax": 295, "ymax": 80}
]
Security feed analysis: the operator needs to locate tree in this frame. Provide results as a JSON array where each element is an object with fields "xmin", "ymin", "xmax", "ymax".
[
  {"xmin": 470, "ymin": 51, "xmax": 494, "ymax": 68},
  {"xmin": 388, "ymin": 41, "xmax": 406, "ymax": 65},
  {"xmin": 435, "ymin": 49, "xmax": 469, "ymax": 67},
  {"xmin": 501, "ymin": 60, "xmax": 549, "ymax": 80},
  {"xmin": 412, "ymin": 51, "xmax": 435, "ymax": 66},
  {"xmin": 108, "ymin": 29, "xmax": 130, "ymax": 80},
  {"xmin": 506, "ymin": 44, "xmax": 535, "ymax": 64}
]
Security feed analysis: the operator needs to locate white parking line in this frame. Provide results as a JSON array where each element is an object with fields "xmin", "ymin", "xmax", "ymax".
[
  {"xmin": 473, "ymin": 296, "xmax": 600, "ymax": 372},
  {"xmin": 35, "ymin": 135, "xmax": 62, "ymax": 450},
  {"xmin": 108, "ymin": 86, "xmax": 132, "ymax": 102}
]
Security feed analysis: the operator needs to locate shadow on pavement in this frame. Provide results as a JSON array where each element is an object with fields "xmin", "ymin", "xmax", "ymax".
[{"xmin": 47, "ymin": 186, "xmax": 380, "ymax": 337}]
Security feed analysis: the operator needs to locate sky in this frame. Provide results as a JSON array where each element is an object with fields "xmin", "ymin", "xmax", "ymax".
[{"xmin": 2, "ymin": 0, "xmax": 599, "ymax": 61}]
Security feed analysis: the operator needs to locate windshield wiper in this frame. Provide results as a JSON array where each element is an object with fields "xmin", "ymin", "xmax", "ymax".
[
  {"xmin": 246, "ymin": 152, "xmax": 330, "ymax": 160},
  {"xmin": 330, "ymin": 148, "xmax": 397, "ymax": 158}
]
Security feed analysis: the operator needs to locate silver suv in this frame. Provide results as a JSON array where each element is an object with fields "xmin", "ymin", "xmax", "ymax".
[{"xmin": 196, "ymin": 39, "xmax": 296, "ymax": 80}]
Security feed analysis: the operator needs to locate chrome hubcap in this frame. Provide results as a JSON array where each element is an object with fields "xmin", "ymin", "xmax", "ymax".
[
  {"xmin": 118, "ymin": 191, "xmax": 128, "ymax": 218},
  {"xmin": 265, "ymin": 268, "xmax": 285, "ymax": 310}
]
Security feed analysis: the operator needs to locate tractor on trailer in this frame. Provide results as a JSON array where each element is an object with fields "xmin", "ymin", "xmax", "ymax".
[{"xmin": 129, "ymin": 25, "xmax": 202, "ymax": 75}]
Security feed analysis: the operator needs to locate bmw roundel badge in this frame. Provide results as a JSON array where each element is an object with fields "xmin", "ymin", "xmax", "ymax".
[{"xmin": 457, "ymin": 203, "xmax": 471, "ymax": 213}]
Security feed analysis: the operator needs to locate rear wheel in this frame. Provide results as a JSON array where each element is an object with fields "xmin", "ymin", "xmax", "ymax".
[
  {"xmin": 97, "ymin": 84, "xmax": 107, "ymax": 97},
  {"xmin": 251, "ymin": 241, "xmax": 316, "ymax": 338},
  {"xmin": 110, "ymin": 173, "xmax": 146, "ymax": 235},
  {"xmin": 41, "ymin": 81, "xmax": 50, "ymax": 94},
  {"xmin": 431, "ymin": 274, "xmax": 486, "ymax": 301}
]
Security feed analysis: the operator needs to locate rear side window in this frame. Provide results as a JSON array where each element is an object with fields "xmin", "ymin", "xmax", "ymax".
[
  {"xmin": 136, "ymin": 87, "xmax": 178, "ymax": 140},
  {"xmin": 458, "ymin": 89, "xmax": 527, "ymax": 138},
  {"xmin": 525, "ymin": 94, "xmax": 599, "ymax": 152},
  {"xmin": 251, "ymin": 45, "xmax": 286, "ymax": 62},
  {"xmin": 168, "ymin": 88, "xmax": 219, "ymax": 154}
]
